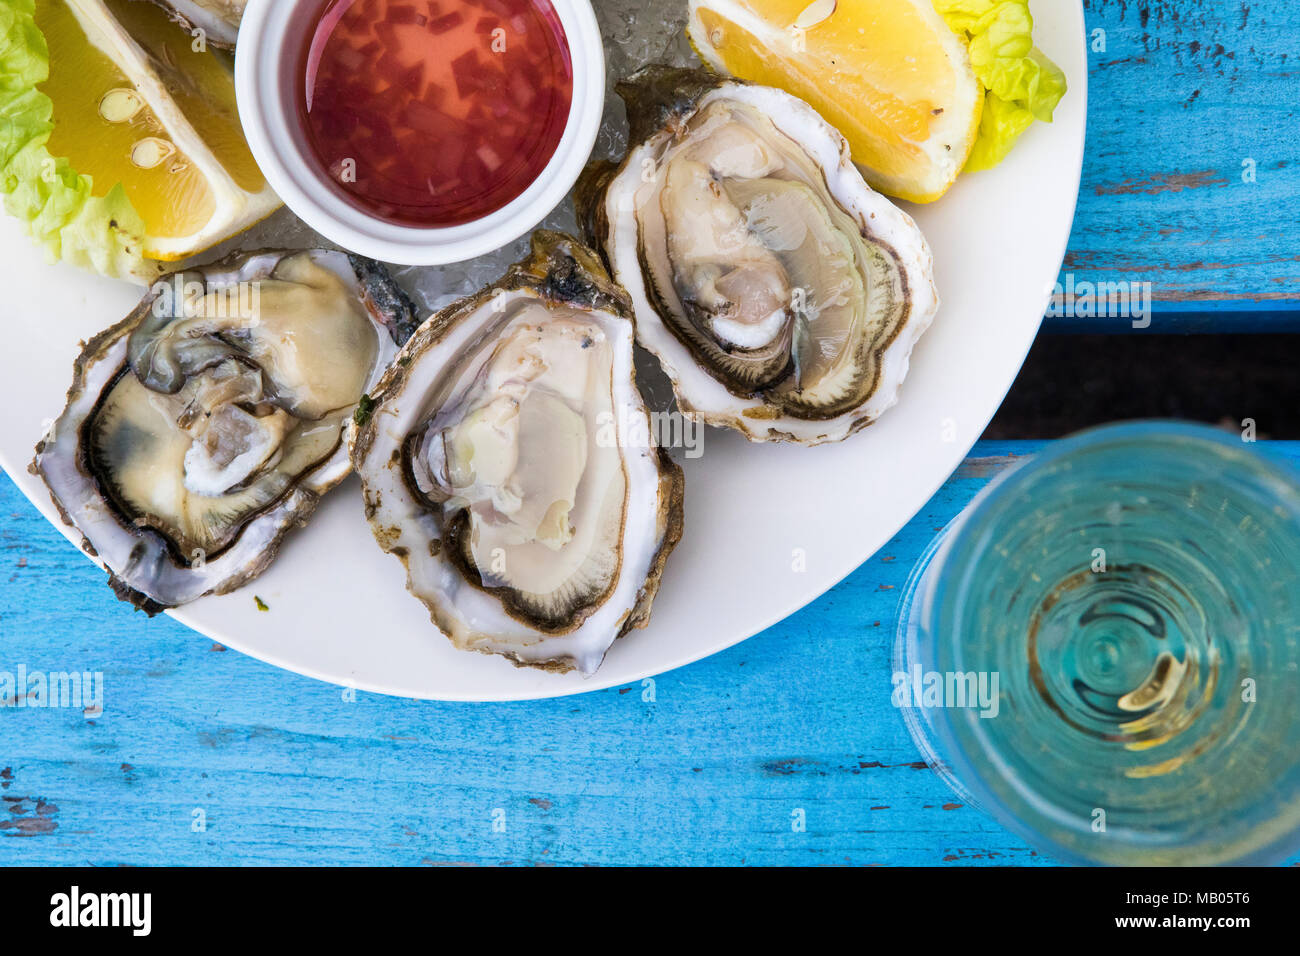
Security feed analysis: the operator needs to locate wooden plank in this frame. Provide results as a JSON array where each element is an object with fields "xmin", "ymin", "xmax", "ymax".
[
  {"xmin": 1058, "ymin": 0, "xmax": 1300, "ymax": 330},
  {"xmin": 1, "ymin": 441, "xmax": 1296, "ymax": 866}
]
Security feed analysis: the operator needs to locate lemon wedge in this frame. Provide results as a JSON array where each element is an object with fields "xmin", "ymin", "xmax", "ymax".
[
  {"xmin": 687, "ymin": 0, "xmax": 983, "ymax": 203},
  {"xmin": 32, "ymin": 0, "xmax": 277, "ymax": 266}
]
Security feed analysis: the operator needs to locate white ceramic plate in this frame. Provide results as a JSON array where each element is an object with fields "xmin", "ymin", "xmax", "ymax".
[{"xmin": 0, "ymin": 2, "xmax": 1086, "ymax": 700}]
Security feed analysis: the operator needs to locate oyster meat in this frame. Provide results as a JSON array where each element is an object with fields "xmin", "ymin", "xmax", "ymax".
[
  {"xmin": 578, "ymin": 66, "xmax": 940, "ymax": 445},
  {"xmin": 146, "ymin": 0, "xmax": 245, "ymax": 48},
  {"xmin": 34, "ymin": 249, "xmax": 417, "ymax": 612},
  {"xmin": 350, "ymin": 233, "xmax": 684, "ymax": 675}
]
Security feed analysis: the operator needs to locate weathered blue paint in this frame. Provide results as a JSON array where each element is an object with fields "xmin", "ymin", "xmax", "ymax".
[
  {"xmin": 2, "ymin": 442, "xmax": 1297, "ymax": 866},
  {"xmin": 1056, "ymin": 0, "xmax": 1300, "ymax": 331}
]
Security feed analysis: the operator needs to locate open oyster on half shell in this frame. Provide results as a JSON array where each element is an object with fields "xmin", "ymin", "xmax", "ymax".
[
  {"xmin": 350, "ymin": 232, "xmax": 685, "ymax": 675},
  {"xmin": 148, "ymin": 0, "xmax": 246, "ymax": 48},
  {"xmin": 33, "ymin": 249, "xmax": 418, "ymax": 613},
  {"xmin": 578, "ymin": 66, "xmax": 940, "ymax": 445}
]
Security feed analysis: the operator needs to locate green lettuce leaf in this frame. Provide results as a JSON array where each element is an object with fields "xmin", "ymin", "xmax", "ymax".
[
  {"xmin": 0, "ymin": 0, "xmax": 152, "ymax": 281},
  {"xmin": 933, "ymin": 0, "xmax": 1067, "ymax": 171}
]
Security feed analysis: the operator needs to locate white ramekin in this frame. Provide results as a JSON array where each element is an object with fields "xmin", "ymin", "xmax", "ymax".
[{"xmin": 235, "ymin": 0, "xmax": 605, "ymax": 265}]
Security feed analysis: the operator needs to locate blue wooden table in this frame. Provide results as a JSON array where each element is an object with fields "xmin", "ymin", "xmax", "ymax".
[
  {"xmin": 3, "ymin": 0, "xmax": 1300, "ymax": 866},
  {"xmin": 1059, "ymin": 0, "xmax": 1300, "ymax": 332}
]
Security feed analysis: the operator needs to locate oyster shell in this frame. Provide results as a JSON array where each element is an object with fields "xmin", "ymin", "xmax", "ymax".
[
  {"xmin": 578, "ymin": 66, "xmax": 940, "ymax": 445},
  {"xmin": 33, "ymin": 249, "xmax": 417, "ymax": 613},
  {"xmin": 350, "ymin": 232, "xmax": 685, "ymax": 675},
  {"xmin": 146, "ymin": 0, "xmax": 245, "ymax": 48}
]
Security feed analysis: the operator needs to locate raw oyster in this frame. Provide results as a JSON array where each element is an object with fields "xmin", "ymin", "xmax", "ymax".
[
  {"xmin": 146, "ymin": 0, "xmax": 245, "ymax": 48},
  {"xmin": 33, "ymin": 249, "xmax": 418, "ymax": 613},
  {"xmin": 350, "ymin": 232, "xmax": 685, "ymax": 675},
  {"xmin": 578, "ymin": 66, "xmax": 940, "ymax": 445}
]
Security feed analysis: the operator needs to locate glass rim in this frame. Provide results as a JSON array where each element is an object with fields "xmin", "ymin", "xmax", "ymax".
[
  {"xmin": 943, "ymin": 420, "xmax": 1300, "ymax": 611},
  {"xmin": 907, "ymin": 419, "xmax": 1300, "ymax": 865}
]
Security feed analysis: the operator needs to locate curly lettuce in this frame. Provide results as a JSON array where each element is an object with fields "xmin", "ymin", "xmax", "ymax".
[
  {"xmin": 934, "ymin": 0, "xmax": 1068, "ymax": 171},
  {"xmin": 0, "ymin": 0, "xmax": 151, "ymax": 280}
]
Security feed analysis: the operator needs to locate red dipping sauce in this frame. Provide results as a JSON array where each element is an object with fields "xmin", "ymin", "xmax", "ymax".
[{"xmin": 299, "ymin": 0, "xmax": 574, "ymax": 227}]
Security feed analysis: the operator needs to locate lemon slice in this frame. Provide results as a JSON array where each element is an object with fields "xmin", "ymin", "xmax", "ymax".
[
  {"xmin": 687, "ymin": 0, "xmax": 982, "ymax": 203},
  {"xmin": 34, "ymin": 0, "xmax": 278, "ymax": 262}
]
